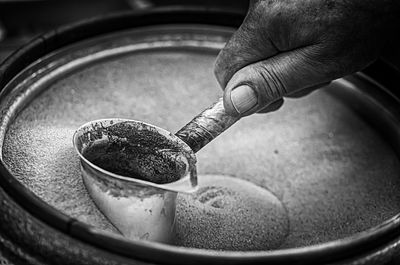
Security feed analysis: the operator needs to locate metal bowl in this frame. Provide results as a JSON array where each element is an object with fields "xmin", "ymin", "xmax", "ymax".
[{"xmin": 0, "ymin": 8, "xmax": 400, "ymax": 265}]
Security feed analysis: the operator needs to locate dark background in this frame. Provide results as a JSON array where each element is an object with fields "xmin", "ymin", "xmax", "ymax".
[
  {"xmin": 0, "ymin": 0, "xmax": 399, "ymax": 72},
  {"xmin": 0, "ymin": 0, "xmax": 250, "ymax": 62}
]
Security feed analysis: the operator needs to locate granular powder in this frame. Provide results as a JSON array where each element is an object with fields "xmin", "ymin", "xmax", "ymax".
[
  {"xmin": 175, "ymin": 175, "xmax": 289, "ymax": 250},
  {"xmin": 3, "ymin": 50, "xmax": 400, "ymax": 250},
  {"xmin": 81, "ymin": 121, "xmax": 188, "ymax": 184}
]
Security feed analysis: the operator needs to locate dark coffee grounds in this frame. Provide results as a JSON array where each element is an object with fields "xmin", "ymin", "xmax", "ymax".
[{"xmin": 82, "ymin": 122, "xmax": 188, "ymax": 184}]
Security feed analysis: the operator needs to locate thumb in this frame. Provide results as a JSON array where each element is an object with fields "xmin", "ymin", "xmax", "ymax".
[{"xmin": 223, "ymin": 46, "xmax": 335, "ymax": 117}]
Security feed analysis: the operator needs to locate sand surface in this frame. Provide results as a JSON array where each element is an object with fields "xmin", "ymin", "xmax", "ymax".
[
  {"xmin": 175, "ymin": 175, "xmax": 289, "ymax": 250},
  {"xmin": 3, "ymin": 49, "xmax": 400, "ymax": 250}
]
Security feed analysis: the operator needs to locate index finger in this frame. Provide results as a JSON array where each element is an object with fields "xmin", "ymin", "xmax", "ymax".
[{"xmin": 214, "ymin": 11, "xmax": 279, "ymax": 89}]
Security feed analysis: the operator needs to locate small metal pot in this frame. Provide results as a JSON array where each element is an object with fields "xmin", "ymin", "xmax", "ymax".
[{"xmin": 73, "ymin": 118, "xmax": 197, "ymax": 243}]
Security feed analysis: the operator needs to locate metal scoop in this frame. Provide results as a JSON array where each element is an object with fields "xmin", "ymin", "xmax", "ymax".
[{"xmin": 73, "ymin": 97, "xmax": 239, "ymax": 243}]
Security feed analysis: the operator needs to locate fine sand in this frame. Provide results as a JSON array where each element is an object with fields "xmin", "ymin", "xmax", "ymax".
[
  {"xmin": 3, "ymin": 49, "xmax": 400, "ymax": 250},
  {"xmin": 175, "ymin": 175, "xmax": 289, "ymax": 250}
]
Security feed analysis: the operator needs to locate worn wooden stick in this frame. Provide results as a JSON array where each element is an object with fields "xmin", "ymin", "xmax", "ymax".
[{"xmin": 175, "ymin": 97, "xmax": 240, "ymax": 153}]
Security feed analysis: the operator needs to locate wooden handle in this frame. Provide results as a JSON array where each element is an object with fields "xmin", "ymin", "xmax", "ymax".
[{"xmin": 175, "ymin": 97, "xmax": 240, "ymax": 153}]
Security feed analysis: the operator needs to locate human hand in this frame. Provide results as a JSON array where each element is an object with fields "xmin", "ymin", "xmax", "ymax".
[{"xmin": 214, "ymin": 0, "xmax": 399, "ymax": 117}]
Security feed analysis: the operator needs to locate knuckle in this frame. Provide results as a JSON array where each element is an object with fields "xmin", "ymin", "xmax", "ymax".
[
  {"xmin": 213, "ymin": 60, "xmax": 224, "ymax": 85},
  {"xmin": 255, "ymin": 63, "xmax": 287, "ymax": 101},
  {"xmin": 213, "ymin": 52, "xmax": 231, "ymax": 88}
]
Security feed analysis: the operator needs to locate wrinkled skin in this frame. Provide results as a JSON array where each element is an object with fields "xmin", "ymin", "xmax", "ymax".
[{"xmin": 214, "ymin": 0, "xmax": 400, "ymax": 116}]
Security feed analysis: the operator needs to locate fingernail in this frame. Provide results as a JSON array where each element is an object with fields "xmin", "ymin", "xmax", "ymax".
[{"xmin": 230, "ymin": 85, "xmax": 258, "ymax": 114}]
